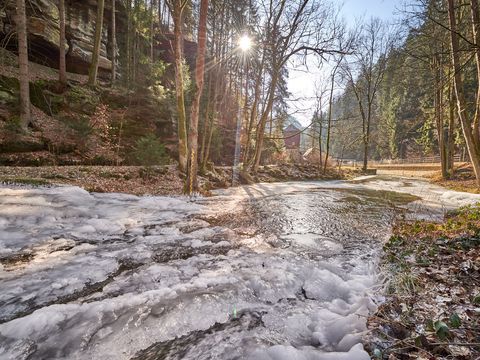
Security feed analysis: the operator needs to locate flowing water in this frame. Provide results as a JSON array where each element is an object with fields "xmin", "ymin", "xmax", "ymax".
[{"xmin": 0, "ymin": 177, "xmax": 479, "ymax": 360}]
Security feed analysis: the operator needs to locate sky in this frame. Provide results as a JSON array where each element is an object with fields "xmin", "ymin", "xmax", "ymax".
[{"xmin": 287, "ymin": 0, "xmax": 401, "ymax": 126}]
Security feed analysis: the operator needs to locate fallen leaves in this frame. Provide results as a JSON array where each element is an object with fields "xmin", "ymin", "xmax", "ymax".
[
  {"xmin": 368, "ymin": 205, "xmax": 480, "ymax": 359},
  {"xmin": 0, "ymin": 164, "xmax": 346, "ymax": 196}
]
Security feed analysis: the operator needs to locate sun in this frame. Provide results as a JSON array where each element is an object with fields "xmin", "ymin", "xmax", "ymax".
[{"xmin": 238, "ymin": 35, "xmax": 252, "ymax": 52}]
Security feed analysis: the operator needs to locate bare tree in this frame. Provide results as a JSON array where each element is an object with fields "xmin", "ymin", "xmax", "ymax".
[
  {"xmin": 341, "ymin": 18, "xmax": 392, "ymax": 171},
  {"xmin": 88, "ymin": 0, "xmax": 105, "ymax": 86},
  {"xmin": 16, "ymin": 0, "xmax": 30, "ymax": 128},
  {"xmin": 166, "ymin": 0, "xmax": 189, "ymax": 172},
  {"xmin": 186, "ymin": 0, "xmax": 209, "ymax": 193},
  {"xmin": 251, "ymin": 0, "xmax": 345, "ymax": 172},
  {"xmin": 324, "ymin": 57, "xmax": 344, "ymax": 172},
  {"xmin": 447, "ymin": 0, "xmax": 480, "ymax": 186}
]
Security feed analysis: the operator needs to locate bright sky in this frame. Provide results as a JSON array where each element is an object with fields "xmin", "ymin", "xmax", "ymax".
[{"xmin": 287, "ymin": 0, "xmax": 401, "ymax": 126}]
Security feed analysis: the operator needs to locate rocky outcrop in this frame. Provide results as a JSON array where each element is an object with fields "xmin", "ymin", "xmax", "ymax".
[{"xmin": 0, "ymin": 0, "xmax": 115, "ymax": 75}]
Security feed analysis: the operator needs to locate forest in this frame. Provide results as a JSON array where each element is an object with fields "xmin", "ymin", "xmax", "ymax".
[
  {"xmin": 0, "ymin": 1, "xmax": 480, "ymax": 359},
  {"xmin": 2, "ymin": 0, "xmax": 480, "ymax": 192}
]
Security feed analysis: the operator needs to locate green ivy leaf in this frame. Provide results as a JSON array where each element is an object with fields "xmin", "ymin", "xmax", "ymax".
[
  {"xmin": 434, "ymin": 320, "xmax": 450, "ymax": 340},
  {"xmin": 449, "ymin": 313, "xmax": 461, "ymax": 328},
  {"xmin": 473, "ymin": 293, "xmax": 480, "ymax": 305},
  {"xmin": 425, "ymin": 319, "xmax": 434, "ymax": 332}
]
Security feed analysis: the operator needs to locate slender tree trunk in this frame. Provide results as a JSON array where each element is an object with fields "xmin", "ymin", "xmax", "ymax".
[
  {"xmin": 318, "ymin": 112, "xmax": 323, "ymax": 170},
  {"xmin": 133, "ymin": 31, "xmax": 137, "ymax": 82},
  {"xmin": 433, "ymin": 56, "xmax": 447, "ymax": 179},
  {"xmin": 150, "ymin": 0, "xmax": 155, "ymax": 64},
  {"xmin": 470, "ymin": 0, "xmax": 480, "ymax": 148},
  {"xmin": 448, "ymin": 0, "xmax": 480, "ymax": 186},
  {"xmin": 324, "ymin": 70, "xmax": 336, "ymax": 173},
  {"xmin": 171, "ymin": 1, "xmax": 188, "ymax": 172},
  {"xmin": 126, "ymin": 0, "xmax": 132, "ymax": 86},
  {"xmin": 16, "ymin": 0, "xmax": 30, "ymax": 128},
  {"xmin": 111, "ymin": 0, "xmax": 116, "ymax": 84},
  {"xmin": 59, "ymin": 0, "xmax": 67, "ymax": 87},
  {"xmin": 202, "ymin": 65, "xmax": 222, "ymax": 171},
  {"xmin": 203, "ymin": 115, "xmax": 215, "ymax": 169},
  {"xmin": 447, "ymin": 82, "xmax": 455, "ymax": 176},
  {"xmin": 186, "ymin": 0, "xmax": 208, "ymax": 193},
  {"xmin": 362, "ymin": 104, "xmax": 372, "ymax": 171},
  {"xmin": 203, "ymin": 73, "xmax": 222, "ymax": 171},
  {"xmin": 200, "ymin": 73, "xmax": 213, "ymax": 170},
  {"xmin": 243, "ymin": 66, "xmax": 262, "ymax": 164},
  {"xmin": 158, "ymin": 0, "xmax": 163, "ymax": 30},
  {"xmin": 88, "ymin": 0, "xmax": 105, "ymax": 86},
  {"xmin": 241, "ymin": 62, "xmax": 249, "ymax": 163},
  {"xmin": 252, "ymin": 71, "xmax": 279, "ymax": 172}
]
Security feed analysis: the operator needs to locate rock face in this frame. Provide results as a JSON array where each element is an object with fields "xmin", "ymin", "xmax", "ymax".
[{"xmin": 0, "ymin": 0, "xmax": 114, "ymax": 75}]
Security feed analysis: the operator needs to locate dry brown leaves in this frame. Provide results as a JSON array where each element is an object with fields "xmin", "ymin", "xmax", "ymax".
[{"xmin": 367, "ymin": 207, "xmax": 480, "ymax": 359}]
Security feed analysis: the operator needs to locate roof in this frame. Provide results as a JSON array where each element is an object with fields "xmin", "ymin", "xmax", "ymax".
[{"xmin": 284, "ymin": 124, "xmax": 300, "ymax": 132}]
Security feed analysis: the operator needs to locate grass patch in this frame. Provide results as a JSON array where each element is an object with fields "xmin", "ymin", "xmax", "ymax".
[{"xmin": 0, "ymin": 177, "xmax": 50, "ymax": 186}]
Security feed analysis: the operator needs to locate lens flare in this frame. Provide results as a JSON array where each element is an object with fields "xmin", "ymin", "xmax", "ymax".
[{"xmin": 238, "ymin": 35, "xmax": 252, "ymax": 52}]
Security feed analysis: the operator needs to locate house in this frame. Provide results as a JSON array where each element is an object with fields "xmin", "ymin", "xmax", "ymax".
[{"xmin": 284, "ymin": 124, "xmax": 301, "ymax": 149}]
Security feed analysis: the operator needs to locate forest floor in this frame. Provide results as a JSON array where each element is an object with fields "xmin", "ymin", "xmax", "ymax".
[
  {"xmin": 367, "ymin": 204, "xmax": 480, "ymax": 359},
  {"xmin": 430, "ymin": 164, "xmax": 480, "ymax": 194},
  {"xmin": 368, "ymin": 161, "xmax": 480, "ymax": 194},
  {"xmin": 0, "ymin": 163, "xmax": 348, "ymax": 195}
]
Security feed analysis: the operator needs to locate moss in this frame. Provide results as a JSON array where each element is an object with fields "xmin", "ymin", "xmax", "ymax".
[
  {"xmin": 4, "ymin": 115, "xmax": 24, "ymax": 134},
  {"xmin": 60, "ymin": 114, "xmax": 92, "ymax": 137},
  {"xmin": 0, "ymin": 90, "xmax": 16, "ymax": 105},
  {"xmin": 98, "ymin": 170, "xmax": 122, "ymax": 179},
  {"xmin": 0, "ymin": 48, "xmax": 18, "ymax": 67},
  {"xmin": 29, "ymin": 80, "xmax": 64, "ymax": 115},
  {"xmin": 65, "ymin": 86, "xmax": 100, "ymax": 115},
  {"xmin": 0, "ymin": 177, "xmax": 50, "ymax": 186}
]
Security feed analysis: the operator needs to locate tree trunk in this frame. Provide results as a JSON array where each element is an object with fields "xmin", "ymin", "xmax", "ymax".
[
  {"xmin": 448, "ymin": 0, "xmax": 480, "ymax": 186},
  {"xmin": 470, "ymin": 0, "xmax": 480, "ymax": 148},
  {"xmin": 447, "ymin": 83, "xmax": 455, "ymax": 176},
  {"xmin": 186, "ymin": 0, "xmax": 208, "ymax": 193},
  {"xmin": 324, "ymin": 70, "xmax": 336, "ymax": 173},
  {"xmin": 111, "ymin": 0, "xmax": 116, "ymax": 84},
  {"xmin": 171, "ymin": 1, "xmax": 188, "ymax": 172},
  {"xmin": 199, "ymin": 72, "xmax": 213, "ymax": 169},
  {"xmin": 202, "ymin": 66, "xmax": 222, "ymax": 171},
  {"xmin": 88, "ymin": 0, "xmax": 105, "ymax": 86},
  {"xmin": 133, "ymin": 31, "xmax": 137, "ymax": 82},
  {"xmin": 59, "ymin": 0, "xmax": 67, "ymax": 87},
  {"xmin": 363, "ymin": 110, "xmax": 371, "ymax": 171},
  {"xmin": 433, "ymin": 56, "xmax": 448, "ymax": 179},
  {"xmin": 243, "ymin": 67, "xmax": 262, "ymax": 164},
  {"xmin": 363, "ymin": 97, "xmax": 373, "ymax": 171},
  {"xmin": 252, "ymin": 71, "xmax": 279, "ymax": 172},
  {"xmin": 318, "ymin": 112, "xmax": 323, "ymax": 170},
  {"xmin": 150, "ymin": 0, "xmax": 155, "ymax": 64},
  {"xmin": 16, "ymin": 0, "xmax": 30, "ymax": 128},
  {"xmin": 126, "ymin": 0, "xmax": 132, "ymax": 85}
]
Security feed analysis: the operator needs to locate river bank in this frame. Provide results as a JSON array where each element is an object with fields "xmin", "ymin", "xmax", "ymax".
[
  {"xmin": 0, "ymin": 164, "xmax": 348, "ymax": 195},
  {"xmin": 367, "ymin": 204, "xmax": 480, "ymax": 359}
]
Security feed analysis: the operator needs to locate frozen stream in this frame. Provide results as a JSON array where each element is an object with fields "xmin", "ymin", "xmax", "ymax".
[{"xmin": 0, "ymin": 176, "xmax": 479, "ymax": 360}]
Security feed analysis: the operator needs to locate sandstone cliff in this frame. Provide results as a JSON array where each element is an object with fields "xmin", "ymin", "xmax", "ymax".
[{"xmin": 0, "ymin": 0, "xmax": 116, "ymax": 75}]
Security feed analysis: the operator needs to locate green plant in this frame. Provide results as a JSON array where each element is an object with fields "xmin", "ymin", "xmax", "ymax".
[
  {"xmin": 132, "ymin": 135, "xmax": 169, "ymax": 166},
  {"xmin": 4, "ymin": 115, "xmax": 23, "ymax": 133},
  {"xmin": 63, "ymin": 115, "xmax": 92, "ymax": 137},
  {"xmin": 0, "ymin": 177, "xmax": 50, "ymax": 186}
]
